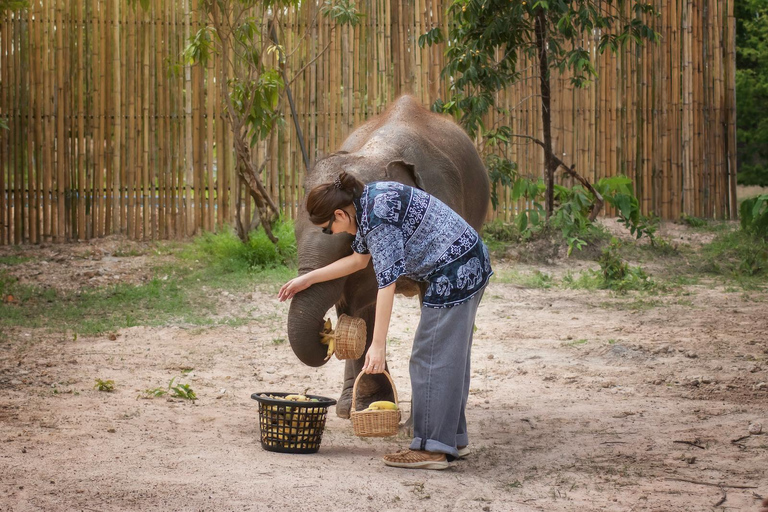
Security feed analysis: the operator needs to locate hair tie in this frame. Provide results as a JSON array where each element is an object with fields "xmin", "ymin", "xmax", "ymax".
[{"xmin": 333, "ymin": 176, "xmax": 343, "ymax": 190}]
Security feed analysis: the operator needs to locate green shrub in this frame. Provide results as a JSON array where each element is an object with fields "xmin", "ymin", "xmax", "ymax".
[
  {"xmin": 184, "ymin": 219, "xmax": 297, "ymax": 270},
  {"xmin": 740, "ymin": 194, "xmax": 768, "ymax": 239},
  {"xmin": 680, "ymin": 214, "xmax": 708, "ymax": 228},
  {"xmin": 701, "ymin": 229, "xmax": 768, "ymax": 278},
  {"xmin": 597, "ymin": 239, "xmax": 655, "ymax": 291}
]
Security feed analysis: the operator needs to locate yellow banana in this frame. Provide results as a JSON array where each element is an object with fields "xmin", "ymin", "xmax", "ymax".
[
  {"xmin": 325, "ymin": 336, "xmax": 335, "ymax": 361},
  {"xmin": 365, "ymin": 401, "xmax": 398, "ymax": 411}
]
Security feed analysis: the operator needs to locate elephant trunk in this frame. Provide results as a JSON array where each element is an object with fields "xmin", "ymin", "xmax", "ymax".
[{"xmin": 287, "ymin": 278, "xmax": 346, "ymax": 367}]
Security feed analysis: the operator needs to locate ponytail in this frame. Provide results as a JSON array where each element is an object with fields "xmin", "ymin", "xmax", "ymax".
[{"xmin": 306, "ymin": 171, "xmax": 365, "ymax": 224}]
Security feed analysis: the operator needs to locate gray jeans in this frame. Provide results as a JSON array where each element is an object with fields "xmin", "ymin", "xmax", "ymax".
[{"xmin": 408, "ymin": 288, "xmax": 485, "ymax": 458}]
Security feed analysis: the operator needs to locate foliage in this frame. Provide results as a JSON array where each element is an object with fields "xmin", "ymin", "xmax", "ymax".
[
  {"xmin": 679, "ymin": 214, "xmax": 709, "ymax": 229},
  {"xmin": 94, "ymin": 379, "xmax": 116, "ymax": 392},
  {"xmin": 736, "ymin": 0, "xmax": 768, "ymax": 186},
  {"xmin": 182, "ymin": 220, "xmax": 297, "ymax": 270},
  {"xmin": 494, "ymin": 172, "xmax": 654, "ymax": 255},
  {"xmin": 181, "ymin": 0, "xmax": 361, "ymax": 242},
  {"xmin": 699, "ymin": 228, "xmax": 768, "ymax": 279},
  {"xmin": 597, "ymin": 239, "xmax": 655, "ymax": 291},
  {"xmin": 739, "ymin": 194, "xmax": 768, "ymax": 239},
  {"xmin": 0, "ymin": 0, "xmax": 27, "ymax": 13},
  {"xmin": 142, "ymin": 377, "xmax": 197, "ymax": 401},
  {"xmin": 421, "ymin": 0, "xmax": 657, "ymax": 219}
]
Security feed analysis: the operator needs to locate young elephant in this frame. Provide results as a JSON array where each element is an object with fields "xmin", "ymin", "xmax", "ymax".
[{"xmin": 284, "ymin": 95, "xmax": 489, "ymax": 418}]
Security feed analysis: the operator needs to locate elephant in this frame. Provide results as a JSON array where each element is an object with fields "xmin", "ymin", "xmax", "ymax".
[{"xmin": 287, "ymin": 94, "xmax": 490, "ymax": 418}]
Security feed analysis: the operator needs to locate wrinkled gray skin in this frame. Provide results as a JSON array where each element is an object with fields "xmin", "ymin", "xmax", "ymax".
[{"xmin": 288, "ymin": 95, "xmax": 489, "ymax": 418}]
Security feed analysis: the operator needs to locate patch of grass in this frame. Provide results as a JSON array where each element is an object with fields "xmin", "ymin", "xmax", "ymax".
[
  {"xmin": 0, "ymin": 270, "xmax": 248, "ymax": 336},
  {"xmin": 679, "ymin": 214, "xmax": 709, "ymax": 228},
  {"xmin": 561, "ymin": 270, "xmax": 601, "ymax": 290},
  {"xmin": 597, "ymin": 239, "xmax": 656, "ymax": 292},
  {"xmin": 94, "ymin": 379, "xmax": 115, "ymax": 392},
  {"xmin": 0, "ymin": 255, "xmax": 30, "ymax": 266},
  {"xmin": 0, "ymin": 224, "xmax": 300, "ymax": 337},
  {"xmin": 491, "ymin": 269, "xmax": 553, "ymax": 288},
  {"xmin": 140, "ymin": 377, "xmax": 197, "ymax": 401},
  {"xmin": 521, "ymin": 270, "xmax": 554, "ymax": 289},
  {"xmin": 696, "ymin": 229, "xmax": 768, "ymax": 282},
  {"xmin": 180, "ymin": 220, "xmax": 297, "ymax": 270},
  {"xmin": 481, "ymin": 220, "xmax": 520, "ymax": 255}
]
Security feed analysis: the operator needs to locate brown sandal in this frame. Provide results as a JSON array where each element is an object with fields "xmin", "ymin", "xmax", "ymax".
[{"xmin": 382, "ymin": 449, "xmax": 450, "ymax": 470}]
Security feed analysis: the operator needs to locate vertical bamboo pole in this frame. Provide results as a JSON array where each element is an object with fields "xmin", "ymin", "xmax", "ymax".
[
  {"xmin": 2, "ymin": 10, "xmax": 11, "ymax": 244},
  {"xmin": 30, "ymin": 3, "xmax": 40, "ymax": 243},
  {"xmin": 205, "ymin": 45, "xmax": 214, "ymax": 232},
  {"xmin": 13, "ymin": 8, "xmax": 23, "ymax": 243},
  {"xmin": 142, "ymin": 7, "xmax": 151, "ymax": 240},
  {"xmin": 158, "ymin": 0, "xmax": 167, "ymax": 238},
  {"xmin": 53, "ymin": 0, "xmax": 65, "ymax": 240},
  {"xmin": 726, "ymin": 0, "xmax": 737, "ymax": 218},
  {"xmin": 111, "ymin": 0, "xmax": 121, "ymax": 233},
  {"xmin": 183, "ymin": 0, "xmax": 193, "ymax": 236}
]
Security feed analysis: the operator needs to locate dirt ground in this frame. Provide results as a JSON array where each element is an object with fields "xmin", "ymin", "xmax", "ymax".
[{"xmin": 1, "ymin": 225, "xmax": 767, "ymax": 512}]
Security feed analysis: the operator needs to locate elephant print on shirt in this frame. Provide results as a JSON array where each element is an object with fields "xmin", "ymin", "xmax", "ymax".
[
  {"xmin": 456, "ymin": 257, "xmax": 483, "ymax": 290},
  {"xmin": 429, "ymin": 275, "xmax": 452, "ymax": 298},
  {"xmin": 373, "ymin": 191, "xmax": 402, "ymax": 223}
]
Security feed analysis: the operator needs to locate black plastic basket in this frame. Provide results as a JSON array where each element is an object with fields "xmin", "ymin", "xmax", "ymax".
[{"xmin": 250, "ymin": 392, "xmax": 337, "ymax": 454}]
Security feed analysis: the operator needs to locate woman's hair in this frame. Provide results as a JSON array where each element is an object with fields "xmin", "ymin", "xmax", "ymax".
[{"xmin": 306, "ymin": 171, "xmax": 364, "ymax": 224}]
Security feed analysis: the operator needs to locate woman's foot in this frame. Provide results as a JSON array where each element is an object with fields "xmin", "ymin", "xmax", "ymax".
[
  {"xmin": 382, "ymin": 449, "xmax": 450, "ymax": 470},
  {"xmin": 457, "ymin": 445, "xmax": 470, "ymax": 458}
]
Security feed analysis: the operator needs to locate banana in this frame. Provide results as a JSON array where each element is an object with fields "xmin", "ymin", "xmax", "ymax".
[
  {"xmin": 284, "ymin": 394, "xmax": 309, "ymax": 401},
  {"xmin": 318, "ymin": 318, "xmax": 337, "ymax": 360},
  {"xmin": 365, "ymin": 400, "xmax": 398, "ymax": 411}
]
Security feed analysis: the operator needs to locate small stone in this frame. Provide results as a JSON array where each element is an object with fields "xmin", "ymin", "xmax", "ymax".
[
  {"xmin": 107, "ymin": 428, "xmax": 116, "ymax": 433},
  {"xmin": 755, "ymin": 382, "xmax": 767, "ymax": 391},
  {"xmin": 748, "ymin": 423, "xmax": 762, "ymax": 435},
  {"xmin": 701, "ymin": 377, "xmax": 713, "ymax": 384},
  {"xmin": 686, "ymin": 352, "xmax": 698, "ymax": 359},
  {"xmin": 487, "ymin": 354, "xmax": 494, "ymax": 360}
]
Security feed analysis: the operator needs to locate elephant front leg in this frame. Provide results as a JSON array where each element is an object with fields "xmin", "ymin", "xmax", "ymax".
[{"xmin": 335, "ymin": 303, "xmax": 396, "ymax": 419}]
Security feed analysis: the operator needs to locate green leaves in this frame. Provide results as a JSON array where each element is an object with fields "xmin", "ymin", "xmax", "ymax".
[
  {"xmin": 736, "ymin": 0, "xmax": 768, "ymax": 186},
  {"xmin": 740, "ymin": 194, "xmax": 768, "ymax": 239},
  {"xmin": 320, "ymin": 0, "xmax": 363, "ymax": 26},
  {"xmin": 183, "ymin": 27, "xmax": 215, "ymax": 67},
  {"xmin": 418, "ymin": 27, "xmax": 444, "ymax": 48}
]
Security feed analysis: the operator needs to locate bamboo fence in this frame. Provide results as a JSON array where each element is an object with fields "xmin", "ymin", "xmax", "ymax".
[{"xmin": 0, "ymin": 0, "xmax": 737, "ymax": 244}]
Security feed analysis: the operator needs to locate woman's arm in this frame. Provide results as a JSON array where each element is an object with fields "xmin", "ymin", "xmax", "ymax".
[
  {"xmin": 277, "ymin": 251, "xmax": 371, "ymax": 301},
  {"xmin": 362, "ymin": 282, "xmax": 396, "ymax": 374}
]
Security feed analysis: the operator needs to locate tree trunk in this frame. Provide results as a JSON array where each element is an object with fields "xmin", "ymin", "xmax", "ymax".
[{"xmin": 535, "ymin": 7, "xmax": 557, "ymax": 219}]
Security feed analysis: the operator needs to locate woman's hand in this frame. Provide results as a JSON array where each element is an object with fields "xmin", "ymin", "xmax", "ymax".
[
  {"xmin": 277, "ymin": 274, "xmax": 313, "ymax": 302},
  {"xmin": 362, "ymin": 339, "xmax": 387, "ymax": 374}
]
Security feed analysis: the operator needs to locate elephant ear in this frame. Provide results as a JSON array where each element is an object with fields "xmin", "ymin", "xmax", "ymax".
[
  {"xmin": 384, "ymin": 155, "xmax": 463, "ymax": 212},
  {"xmin": 385, "ymin": 160, "xmax": 426, "ymax": 190}
]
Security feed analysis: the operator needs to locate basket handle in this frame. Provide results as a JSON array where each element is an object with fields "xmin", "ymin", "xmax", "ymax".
[{"xmin": 350, "ymin": 370, "xmax": 399, "ymax": 412}]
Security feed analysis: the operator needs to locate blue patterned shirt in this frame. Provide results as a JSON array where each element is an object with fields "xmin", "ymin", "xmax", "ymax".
[{"xmin": 351, "ymin": 182, "xmax": 493, "ymax": 308}]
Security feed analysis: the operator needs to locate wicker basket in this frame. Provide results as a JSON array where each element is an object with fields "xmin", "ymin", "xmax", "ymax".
[
  {"xmin": 333, "ymin": 314, "xmax": 366, "ymax": 360},
  {"xmin": 250, "ymin": 392, "xmax": 336, "ymax": 454},
  {"xmin": 350, "ymin": 371, "xmax": 401, "ymax": 437}
]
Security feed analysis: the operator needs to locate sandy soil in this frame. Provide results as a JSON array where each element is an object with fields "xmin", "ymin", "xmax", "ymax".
[{"xmin": 1, "ymin": 230, "xmax": 767, "ymax": 512}]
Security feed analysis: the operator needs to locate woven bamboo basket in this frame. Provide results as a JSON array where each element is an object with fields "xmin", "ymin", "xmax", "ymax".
[
  {"xmin": 350, "ymin": 370, "xmax": 400, "ymax": 437},
  {"xmin": 333, "ymin": 314, "xmax": 366, "ymax": 360}
]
